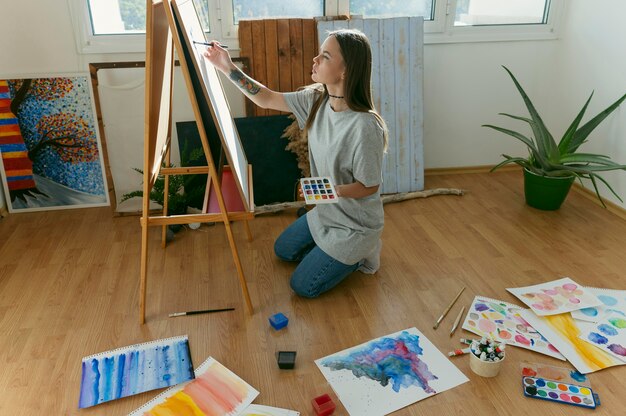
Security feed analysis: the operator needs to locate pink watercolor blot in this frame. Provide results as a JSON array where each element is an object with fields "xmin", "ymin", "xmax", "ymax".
[
  {"xmin": 537, "ymin": 293, "xmax": 553, "ymax": 302},
  {"xmin": 478, "ymin": 319, "xmax": 496, "ymax": 333}
]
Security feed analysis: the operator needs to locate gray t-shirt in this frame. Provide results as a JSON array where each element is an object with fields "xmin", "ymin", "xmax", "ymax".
[{"xmin": 284, "ymin": 88, "xmax": 385, "ymax": 265}]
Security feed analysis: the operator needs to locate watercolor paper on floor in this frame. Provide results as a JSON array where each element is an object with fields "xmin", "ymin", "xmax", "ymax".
[
  {"xmin": 579, "ymin": 313, "xmax": 626, "ymax": 362},
  {"xmin": 315, "ymin": 327, "xmax": 468, "ymax": 416},
  {"xmin": 571, "ymin": 287, "xmax": 626, "ymax": 323},
  {"xmin": 520, "ymin": 310, "xmax": 625, "ymax": 374},
  {"xmin": 130, "ymin": 356, "xmax": 259, "ymax": 416},
  {"xmin": 240, "ymin": 404, "xmax": 300, "ymax": 415},
  {"xmin": 462, "ymin": 296, "xmax": 564, "ymax": 360},
  {"xmin": 507, "ymin": 277, "xmax": 601, "ymax": 316},
  {"xmin": 78, "ymin": 335, "xmax": 194, "ymax": 408}
]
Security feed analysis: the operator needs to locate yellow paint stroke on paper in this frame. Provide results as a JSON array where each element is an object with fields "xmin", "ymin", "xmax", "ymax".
[
  {"xmin": 145, "ymin": 391, "xmax": 207, "ymax": 416},
  {"xmin": 544, "ymin": 314, "xmax": 617, "ymax": 371},
  {"xmin": 143, "ymin": 358, "xmax": 254, "ymax": 416}
]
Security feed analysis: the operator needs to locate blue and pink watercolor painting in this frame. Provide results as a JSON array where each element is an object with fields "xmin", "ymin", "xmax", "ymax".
[
  {"xmin": 320, "ymin": 330, "xmax": 437, "ymax": 393},
  {"xmin": 315, "ymin": 327, "xmax": 468, "ymax": 416}
]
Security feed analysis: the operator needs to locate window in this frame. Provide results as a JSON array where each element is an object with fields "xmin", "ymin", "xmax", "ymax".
[
  {"xmin": 454, "ymin": 0, "xmax": 549, "ymax": 26},
  {"xmin": 232, "ymin": 0, "xmax": 324, "ymax": 25},
  {"xmin": 87, "ymin": 0, "xmax": 146, "ymax": 35},
  {"xmin": 69, "ymin": 0, "xmax": 211, "ymax": 53},
  {"xmin": 345, "ymin": 0, "xmax": 560, "ymax": 43},
  {"xmin": 71, "ymin": 0, "xmax": 563, "ymax": 53},
  {"xmin": 349, "ymin": 0, "xmax": 435, "ymax": 20}
]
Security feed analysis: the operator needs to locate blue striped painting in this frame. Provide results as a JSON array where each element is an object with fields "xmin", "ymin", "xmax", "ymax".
[{"xmin": 78, "ymin": 335, "xmax": 194, "ymax": 408}]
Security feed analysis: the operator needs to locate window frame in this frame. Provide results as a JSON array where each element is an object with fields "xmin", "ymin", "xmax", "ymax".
[
  {"xmin": 68, "ymin": 0, "xmax": 147, "ymax": 54},
  {"xmin": 70, "ymin": 0, "xmax": 565, "ymax": 55},
  {"xmin": 427, "ymin": 0, "xmax": 565, "ymax": 44}
]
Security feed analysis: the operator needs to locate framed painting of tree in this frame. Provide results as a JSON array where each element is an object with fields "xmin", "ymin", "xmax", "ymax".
[{"xmin": 0, "ymin": 74, "xmax": 109, "ymax": 212}]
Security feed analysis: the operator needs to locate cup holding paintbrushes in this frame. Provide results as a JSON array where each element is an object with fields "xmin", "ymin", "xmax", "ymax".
[{"xmin": 468, "ymin": 337, "xmax": 506, "ymax": 377}]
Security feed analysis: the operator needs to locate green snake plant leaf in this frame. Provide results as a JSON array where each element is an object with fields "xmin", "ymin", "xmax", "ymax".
[
  {"xmin": 490, "ymin": 155, "xmax": 532, "ymax": 172},
  {"xmin": 550, "ymin": 163, "xmax": 626, "ymax": 173},
  {"xmin": 482, "ymin": 124, "xmax": 545, "ymax": 165},
  {"xmin": 558, "ymin": 92, "xmax": 593, "ymax": 155},
  {"xmin": 567, "ymin": 92, "xmax": 626, "ymax": 154},
  {"xmin": 588, "ymin": 173, "xmax": 624, "ymax": 203},
  {"xmin": 498, "ymin": 113, "xmax": 533, "ymax": 124},
  {"xmin": 559, "ymin": 153, "xmax": 622, "ymax": 167},
  {"xmin": 502, "ymin": 66, "xmax": 560, "ymax": 163}
]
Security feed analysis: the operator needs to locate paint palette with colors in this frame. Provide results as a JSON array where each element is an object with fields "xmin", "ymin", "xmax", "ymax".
[
  {"xmin": 522, "ymin": 376, "xmax": 600, "ymax": 409},
  {"xmin": 301, "ymin": 177, "xmax": 338, "ymax": 204}
]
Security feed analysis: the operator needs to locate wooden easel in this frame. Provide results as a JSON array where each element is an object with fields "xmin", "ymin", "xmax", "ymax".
[{"xmin": 140, "ymin": 0, "xmax": 254, "ymax": 324}]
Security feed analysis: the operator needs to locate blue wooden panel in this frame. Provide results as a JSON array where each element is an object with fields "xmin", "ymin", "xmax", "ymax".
[
  {"xmin": 410, "ymin": 17, "xmax": 425, "ymax": 191},
  {"xmin": 316, "ymin": 18, "xmax": 424, "ymax": 194},
  {"xmin": 380, "ymin": 18, "xmax": 398, "ymax": 194},
  {"xmin": 363, "ymin": 19, "xmax": 381, "ymax": 113},
  {"xmin": 394, "ymin": 17, "xmax": 411, "ymax": 193}
]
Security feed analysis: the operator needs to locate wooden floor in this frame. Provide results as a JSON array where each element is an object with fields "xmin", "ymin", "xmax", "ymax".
[{"xmin": 1, "ymin": 171, "xmax": 625, "ymax": 415}]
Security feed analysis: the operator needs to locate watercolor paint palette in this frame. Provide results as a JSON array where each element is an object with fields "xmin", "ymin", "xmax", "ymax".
[
  {"xmin": 522, "ymin": 376, "xmax": 600, "ymax": 409},
  {"xmin": 301, "ymin": 177, "xmax": 338, "ymax": 204}
]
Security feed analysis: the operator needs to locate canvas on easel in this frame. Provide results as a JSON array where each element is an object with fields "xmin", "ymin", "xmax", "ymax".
[{"xmin": 139, "ymin": 0, "xmax": 254, "ymax": 324}]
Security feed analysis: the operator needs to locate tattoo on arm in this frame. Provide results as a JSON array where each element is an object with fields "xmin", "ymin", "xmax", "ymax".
[{"xmin": 229, "ymin": 69, "xmax": 261, "ymax": 95}]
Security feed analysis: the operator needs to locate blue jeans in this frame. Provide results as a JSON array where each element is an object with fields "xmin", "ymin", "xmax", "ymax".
[{"xmin": 274, "ymin": 213, "xmax": 359, "ymax": 298}]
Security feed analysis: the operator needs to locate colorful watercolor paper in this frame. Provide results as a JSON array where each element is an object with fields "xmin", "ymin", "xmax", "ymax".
[
  {"xmin": 507, "ymin": 278, "xmax": 601, "ymax": 316},
  {"xmin": 315, "ymin": 327, "xmax": 468, "ymax": 416},
  {"xmin": 461, "ymin": 296, "xmax": 564, "ymax": 360},
  {"xmin": 130, "ymin": 356, "xmax": 259, "ymax": 416},
  {"xmin": 520, "ymin": 309, "xmax": 625, "ymax": 374},
  {"xmin": 519, "ymin": 361, "xmax": 590, "ymax": 387},
  {"xmin": 241, "ymin": 404, "xmax": 300, "ymax": 415},
  {"xmin": 78, "ymin": 335, "xmax": 194, "ymax": 408},
  {"xmin": 579, "ymin": 313, "xmax": 626, "ymax": 362},
  {"xmin": 571, "ymin": 287, "xmax": 626, "ymax": 323}
]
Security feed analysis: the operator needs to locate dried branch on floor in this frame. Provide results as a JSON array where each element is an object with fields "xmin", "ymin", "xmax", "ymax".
[{"xmin": 254, "ymin": 188, "xmax": 465, "ymax": 215}]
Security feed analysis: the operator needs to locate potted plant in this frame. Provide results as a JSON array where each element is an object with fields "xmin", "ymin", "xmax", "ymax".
[{"xmin": 484, "ymin": 66, "xmax": 626, "ymax": 210}]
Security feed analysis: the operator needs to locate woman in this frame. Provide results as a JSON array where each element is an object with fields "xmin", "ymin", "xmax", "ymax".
[{"xmin": 204, "ymin": 29, "xmax": 387, "ymax": 298}]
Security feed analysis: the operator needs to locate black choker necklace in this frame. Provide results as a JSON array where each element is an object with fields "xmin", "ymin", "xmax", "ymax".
[{"xmin": 328, "ymin": 93, "xmax": 344, "ymax": 99}]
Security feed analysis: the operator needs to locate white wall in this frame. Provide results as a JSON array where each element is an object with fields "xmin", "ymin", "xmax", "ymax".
[
  {"xmin": 0, "ymin": 1, "xmax": 624, "ymax": 211},
  {"xmin": 422, "ymin": 40, "xmax": 560, "ymax": 168},
  {"xmin": 544, "ymin": 0, "xmax": 626, "ymax": 209}
]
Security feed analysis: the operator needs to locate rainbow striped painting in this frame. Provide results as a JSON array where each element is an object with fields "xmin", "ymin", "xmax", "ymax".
[
  {"xmin": 0, "ymin": 75, "xmax": 109, "ymax": 212},
  {"xmin": 78, "ymin": 336, "xmax": 194, "ymax": 408},
  {"xmin": 130, "ymin": 356, "xmax": 259, "ymax": 416},
  {"xmin": 315, "ymin": 328, "xmax": 468, "ymax": 416}
]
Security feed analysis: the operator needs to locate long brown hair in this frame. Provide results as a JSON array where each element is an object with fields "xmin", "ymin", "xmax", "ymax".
[{"xmin": 304, "ymin": 29, "xmax": 388, "ymax": 150}]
